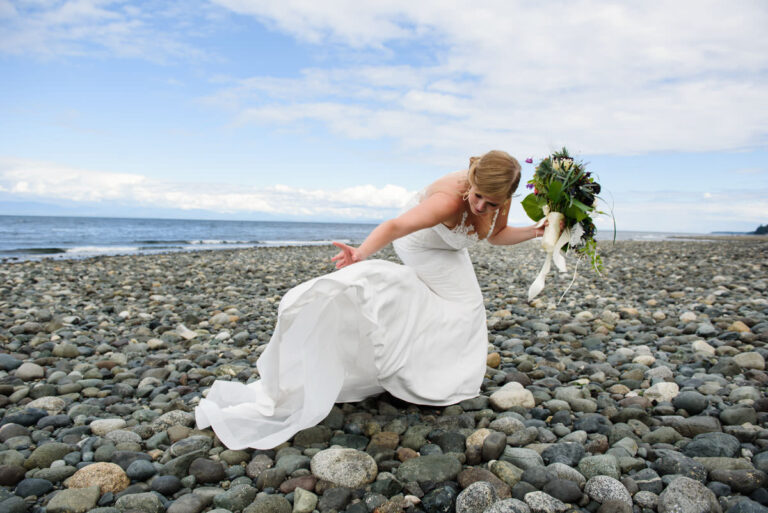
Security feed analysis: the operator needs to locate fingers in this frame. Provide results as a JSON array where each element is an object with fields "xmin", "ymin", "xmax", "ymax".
[
  {"xmin": 332, "ymin": 241, "xmax": 352, "ymax": 251},
  {"xmin": 331, "ymin": 242, "xmax": 349, "ymax": 263}
]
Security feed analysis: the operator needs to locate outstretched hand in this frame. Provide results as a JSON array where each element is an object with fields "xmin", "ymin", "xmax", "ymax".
[
  {"xmin": 532, "ymin": 218, "xmax": 566, "ymax": 238},
  {"xmin": 331, "ymin": 242, "xmax": 362, "ymax": 269}
]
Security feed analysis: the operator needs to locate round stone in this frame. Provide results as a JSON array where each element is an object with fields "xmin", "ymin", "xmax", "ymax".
[
  {"xmin": 89, "ymin": 419, "xmax": 127, "ymax": 436},
  {"xmin": 189, "ymin": 457, "xmax": 226, "ymax": 483},
  {"xmin": 310, "ymin": 448, "xmax": 378, "ymax": 488},
  {"xmin": 150, "ymin": 475, "xmax": 182, "ymax": 496},
  {"xmin": 490, "ymin": 382, "xmax": 535, "ymax": 410},
  {"xmin": 394, "ymin": 454, "xmax": 462, "ymax": 484},
  {"xmin": 126, "ymin": 459, "xmax": 157, "ymax": 481},
  {"xmin": 64, "ymin": 462, "xmax": 130, "ymax": 493},
  {"xmin": 15, "ymin": 477, "xmax": 54, "ymax": 497},
  {"xmin": 26, "ymin": 397, "xmax": 66, "ymax": 415},
  {"xmin": 584, "ymin": 475, "xmax": 632, "ymax": 506},
  {"xmin": 524, "ymin": 491, "xmax": 568, "ymax": 513},
  {"xmin": 455, "ymin": 481, "xmax": 498, "ymax": 513},
  {"xmin": 15, "ymin": 363, "xmax": 45, "ymax": 381},
  {"xmin": 733, "ymin": 351, "xmax": 765, "ymax": 370},
  {"xmin": 657, "ymin": 476, "xmax": 720, "ymax": 513},
  {"xmin": 672, "ymin": 391, "xmax": 708, "ymax": 415},
  {"xmin": 644, "ymin": 382, "xmax": 679, "ymax": 403}
]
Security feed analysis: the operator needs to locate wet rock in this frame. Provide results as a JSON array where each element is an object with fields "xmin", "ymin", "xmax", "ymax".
[{"xmin": 422, "ymin": 485, "xmax": 458, "ymax": 513}]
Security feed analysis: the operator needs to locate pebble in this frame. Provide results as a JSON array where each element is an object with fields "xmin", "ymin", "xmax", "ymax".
[
  {"xmin": 310, "ymin": 448, "xmax": 377, "ymax": 487},
  {"xmin": 584, "ymin": 475, "xmax": 632, "ymax": 506},
  {"xmin": 455, "ymin": 481, "xmax": 498, "ymax": 513},
  {"xmin": 657, "ymin": 476, "xmax": 721, "ymax": 513},
  {"xmin": 15, "ymin": 362, "xmax": 45, "ymax": 381},
  {"xmin": 89, "ymin": 419, "xmax": 127, "ymax": 436},
  {"xmin": 64, "ymin": 462, "xmax": 130, "ymax": 493},
  {"xmin": 490, "ymin": 382, "xmax": 535, "ymax": 410},
  {"xmin": 114, "ymin": 491, "xmax": 165, "ymax": 513},
  {"xmin": 212, "ymin": 483, "xmax": 258, "ymax": 511},
  {"xmin": 292, "ymin": 487, "xmax": 318, "ymax": 513},
  {"xmin": 523, "ymin": 491, "xmax": 568, "ymax": 512},
  {"xmin": 46, "ymin": 485, "xmax": 101, "ymax": 513},
  {"xmin": 245, "ymin": 494, "xmax": 292, "ymax": 513}
]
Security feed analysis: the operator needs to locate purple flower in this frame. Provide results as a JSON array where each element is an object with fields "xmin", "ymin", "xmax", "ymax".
[
  {"xmin": 525, "ymin": 158, "xmax": 533, "ymax": 164},
  {"xmin": 526, "ymin": 183, "xmax": 534, "ymax": 189}
]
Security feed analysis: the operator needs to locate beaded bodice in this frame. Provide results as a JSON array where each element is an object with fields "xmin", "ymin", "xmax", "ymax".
[
  {"xmin": 432, "ymin": 209, "xmax": 499, "ymax": 249},
  {"xmin": 400, "ymin": 191, "xmax": 499, "ymax": 251}
]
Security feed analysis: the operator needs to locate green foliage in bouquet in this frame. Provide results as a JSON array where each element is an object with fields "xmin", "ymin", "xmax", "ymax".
[{"xmin": 521, "ymin": 148, "xmax": 611, "ymax": 271}]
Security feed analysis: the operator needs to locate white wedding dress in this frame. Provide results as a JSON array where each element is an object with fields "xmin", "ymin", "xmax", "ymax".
[{"xmin": 195, "ymin": 197, "xmax": 499, "ymax": 449}]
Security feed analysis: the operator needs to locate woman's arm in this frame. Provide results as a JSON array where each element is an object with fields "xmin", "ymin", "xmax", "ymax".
[
  {"xmin": 488, "ymin": 224, "xmax": 544, "ymax": 246},
  {"xmin": 332, "ymin": 192, "xmax": 462, "ymax": 268}
]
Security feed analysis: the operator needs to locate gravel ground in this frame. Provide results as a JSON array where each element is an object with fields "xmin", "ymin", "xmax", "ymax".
[{"xmin": 1, "ymin": 238, "xmax": 767, "ymax": 513}]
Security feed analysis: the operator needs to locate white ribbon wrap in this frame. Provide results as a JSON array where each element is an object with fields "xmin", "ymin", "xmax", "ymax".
[{"xmin": 527, "ymin": 213, "xmax": 583, "ymax": 301}]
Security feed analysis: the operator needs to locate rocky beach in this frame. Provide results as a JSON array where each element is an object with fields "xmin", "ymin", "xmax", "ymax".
[{"xmin": 1, "ymin": 238, "xmax": 767, "ymax": 513}]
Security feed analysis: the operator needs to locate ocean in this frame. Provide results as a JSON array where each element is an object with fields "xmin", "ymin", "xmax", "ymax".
[{"xmin": 0, "ymin": 215, "xmax": 703, "ymax": 261}]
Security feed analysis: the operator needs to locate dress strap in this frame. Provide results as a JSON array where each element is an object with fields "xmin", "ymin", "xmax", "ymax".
[{"xmin": 486, "ymin": 209, "xmax": 500, "ymax": 239}]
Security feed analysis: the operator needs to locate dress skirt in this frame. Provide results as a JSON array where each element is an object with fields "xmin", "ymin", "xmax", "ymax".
[{"xmin": 195, "ymin": 227, "xmax": 487, "ymax": 450}]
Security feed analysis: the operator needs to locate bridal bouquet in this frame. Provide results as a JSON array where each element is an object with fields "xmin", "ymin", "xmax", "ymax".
[{"xmin": 521, "ymin": 148, "xmax": 609, "ymax": 301}]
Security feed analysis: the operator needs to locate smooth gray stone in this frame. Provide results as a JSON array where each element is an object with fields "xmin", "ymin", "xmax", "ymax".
[
  {"xmin": 395, "ymin": 454, "xmax": 462, "ymax": 483},
  {"xmin": 212, "ymin": 484, "xmax": 258, "ymax": 511},
  {"xmin": 682, "ymin": 432, "xmax": 740, "ymax": 458},
  {"xmin": 243, "ymin": 494, "xmax": 292, "ymax": 513}
]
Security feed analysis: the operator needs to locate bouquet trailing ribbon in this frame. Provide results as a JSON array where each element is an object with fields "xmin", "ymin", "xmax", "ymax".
[{"xmin": 521, "ymin": 148, "xmax": 610, "ymax": 301}]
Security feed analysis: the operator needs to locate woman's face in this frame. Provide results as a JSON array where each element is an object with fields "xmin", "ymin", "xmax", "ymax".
[{"xmin": 467, "ymin": 186, "xmax": 504, "ymax": 216}]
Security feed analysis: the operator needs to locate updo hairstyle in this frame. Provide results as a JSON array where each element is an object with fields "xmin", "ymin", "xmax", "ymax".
[{"xmin": 467, "ymin": 150, "xmax": 521, "ymax": 199}]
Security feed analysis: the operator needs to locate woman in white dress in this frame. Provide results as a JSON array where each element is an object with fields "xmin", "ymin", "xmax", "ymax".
[{"xmin": 195, "ymin": 150, "xmax": 547, "ymax": 450}]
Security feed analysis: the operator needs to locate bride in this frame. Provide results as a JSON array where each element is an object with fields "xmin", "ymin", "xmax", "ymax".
[{"xmin": 195, "ymin": 150, "xmax": 547, "ymax": 450}]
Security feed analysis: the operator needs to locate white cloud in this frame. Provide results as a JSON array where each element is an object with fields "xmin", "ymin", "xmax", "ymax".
[
  {"xmin": 208, "ymin": 0, "xmax": 768, "ymax": 159},
  {"xmin": 0, "ymin": 158, "xmax": 413, "ymax": 218},
  {"xmin": 593, "ymin": 188, "xmax": 768, "ymax": 233},
  {"xmin": 0, "ymin": 0, "xmax": 213, "ymax": 61}
]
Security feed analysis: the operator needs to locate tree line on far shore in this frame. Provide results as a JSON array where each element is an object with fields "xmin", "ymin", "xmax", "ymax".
[{"xmin": 754, "ymin": 225, "xmax": 768, "ymax": 235}]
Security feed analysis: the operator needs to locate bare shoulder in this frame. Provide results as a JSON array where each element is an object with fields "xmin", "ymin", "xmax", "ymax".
[
  {"xmin": 425, "ymin": 170, "xmax": 469, "ymax": 198},
  {"xmin": 417, "ymin": 189, "xmax": 463, "ymax": 215}
]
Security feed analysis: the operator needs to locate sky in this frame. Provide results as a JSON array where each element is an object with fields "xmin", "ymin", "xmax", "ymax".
[{"xmin": 1, "ymin": 0, "xmax": 767, "ymax": 233}]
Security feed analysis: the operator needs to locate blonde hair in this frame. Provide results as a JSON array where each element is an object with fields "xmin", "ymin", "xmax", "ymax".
[{"xmin": 467, "ymin": 150, "xmax": 521, "ymax": 199}]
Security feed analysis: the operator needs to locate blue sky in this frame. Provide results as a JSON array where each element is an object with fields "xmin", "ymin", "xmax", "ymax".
[{"xmin": 1, "ymin": 0, "xmax": 767, "ymax": 232}]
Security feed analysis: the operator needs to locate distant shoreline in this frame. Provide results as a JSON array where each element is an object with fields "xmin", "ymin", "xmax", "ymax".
[{"xmin": 669, "ymin": 233, "xmax": 768, "ymax": 241}]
